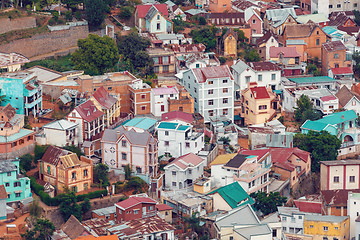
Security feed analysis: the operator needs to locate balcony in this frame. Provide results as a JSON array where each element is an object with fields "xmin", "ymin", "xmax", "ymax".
[
  {"xmin": 235, "ymin": 164, "xmax": 272, "ymax": 181},
  {"xmin": 341, "ymin": 141, "xmax": 355, "ymax": 149}
]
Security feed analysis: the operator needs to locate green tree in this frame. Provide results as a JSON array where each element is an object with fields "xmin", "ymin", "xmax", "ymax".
[
  {"xmin": 71, "ymin": 34, "xmax": 119, "ymax": 75},
  {"xmin": 353, "ymin": 51, "xmax": 360, "ymax": 75},
  {"xmin": 250, "ymin": 191, "xmax": 287, "ymax": 215},
  {"xmin": 218, "ymin": 56, "xmax": 226, "ymax": 65},
  {"xmin": 219, "ymin": 136, "xmax": 230, "ymax": 145},
  {"xmin": 0, "ymin": 89, "xmax": 8, "ymax": 105},
  {"xmin": 34, "ymin": 145, "xmax": 49, "ymax": 164},
  {"xmin": 62, "ymin": 145, "xmax": 84, "ymax": 158},
  {"xmin": 85, "ymin": 0, "xmax": 107, "ymax": 27},
  {"xmin": 80, "ymin": 198, "xmax": 91, "ymax": 213},
  {"xmin": 294, "ymin": 131, "xmax": 342, "ymax": 172},
  {"xmin": 21, "ymin": 218, "xmax": 55, "ymax": 240},
  {"xmin": 20, "ymin": 153, "xmax": 34, "ymax": 172},
  {"xmin": 125, "ymin": 164, "xmax": 131, "ymax": 180},
  {"xmin": 183, "ymin": 212, "xmax": 204, "ymax": 236},
  {"xmin": 244, "ymin": 49, "xmax": 261, "ymax": 62},
  {"xmin": 133, "ymin": 50, "xmax": 153, "ymax": 70},
  {"xmin": 94, "ymin": 163, "xmax": 109, "ymax": 185},
  {"xmin": 234, "ymin": 28, "xmax": 247, "ymax": 42},
  {"xmin": 354, "ymin": 10, "xmax": 360, "ymax": 26},
  {"xmin": 59, "ymin": 191, "xmax": 82, "ymax": 221},
  {"xmin": 306, "ymin": 63, "xmax": 321, "ymax": 76},
  {"xmin": 190, "ymin": 25, "xmax": 219, "ymax": 51},
  {"xmin": 119, "ymin": 6, "xmax": 132, "ymax": 19},
  {"xmin": 294, "ymin": 94, "xmax": 322, "ymax": 124},
  {"xmin": 29, "ymin": 199, "xmax": 43, "ymax": 218},
  {"xmin": 199, "ymin": 16, "xmax": 206, "ymax": 25}
]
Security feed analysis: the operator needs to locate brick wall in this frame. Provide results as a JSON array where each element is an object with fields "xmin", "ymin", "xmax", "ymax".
[
  {"xmin": 0, "ymin": 17, "xmax": 36, "ymax": 35},
  {"xmin": 0, "ymin": 25, "xmax": 89, "ymax": 58}
]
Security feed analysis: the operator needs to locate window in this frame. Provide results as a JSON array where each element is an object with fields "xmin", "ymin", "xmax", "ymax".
[
  {"xmin": 7, "ymin": 172, "xmax": 11, "ymax": 176},
  {"xmin": 299, "ymin": 216, "xmax": 302, "ymax": 219},
  {"xmin": 258, "ymin": 75, "xmax": 262, "ymax": 82},
  {"xmin": 134, "ymin": 210, "xmax": 139, "ymax": 214},
  {"xmin": 259, "ymin": 105, "xmax": 267, "ymax": 110},
  {"xmin": 282, "ymin": 227, "xmax": 287, "ymax": 231},
  {"xmin": 323, "ymin": 226, "xmax": 328, "ymax": 231},
  {"xmin": 355, "ymin": 3, "xmax": 357, "ymax": 7},
  {"xmin": 208, "ymin": 100, "xmax": 214, "ymax": 105},
  {"xmin": 282, "ymin": 216, "xmax": 287, "ymax": 221},
  {"xmin": 223, "ymin": 79, "xmax": 228, "ymax": 84},
  {"xmin": 157, "ymin": 23, "xmax": 160, "ymax": 30},
  {"xmin": 172, "ymin": 182, "xmax": 176, "ymax": 186},
  {"xmin": 160, "ymin": 95, "xmax": 164, "ymax": 98},
  {"xmin": 161, "ymin": 105, "xmax": 165, "ymax": 111},
  {"xmin": 5, "ymin": 183, "xmax": 9, "ymax": 187},
  {"xmin": 141, "ymin": 94, "xmax": 146, "ymax": 99},
  {"xmin": 334, "ymin": 53, "xmax": 339, "ymax": 59},
  {"xmin": 84, "ymin": 169, "xmax": 88, "ymax": 177},
  {"xmin": 350, "ymin": 176, "xmax": 355, "ymax": 182},
  {"xmin": 323, "ymin": 237, "xmax": 328, "ymax": 240},
  {"xmin": 223, "ymin": 98, "xmax": 228, "ymax": 104},
  {"xmin": 246, "ymin": 76, "xmax": 250, "ymax": 83},
  {"xmin": 223, "ymin": 88, "xmax": 228, "ymax": 93},
  {"xmin": 310, "ymin": 225, "xmax": 313, "ymax": 228},
  {"xmin": 14, "ymin": 182, "xmax": 21, "ymax": 187},
  {"xmin": 196, "ymin": 63, "xmax": 200, "ymax": 68},
  {"xmin": 72, "ymin": 113, "xmax": 75, "ymax": 117},
  {"xmin": 335, "ymin": 227, "xmax": 338, "ymax": 230},
  {"xmin": 72, "ymin": 172, "xmax": 76, "ymax": 180},
  {"xmin": 188, "ymin": 169, "xmax": 192, "ymax": 174},
  {"xmin": 291, "ymin": 217, "xmax": 296, "ymax": 222},
  {"xmin": 165, "ymin": 131, "xmax": 169, "ymax": 136},
  {"xmin": 172, "ymin": 171, "xmax": 176, "ymax": 176},
  {"xmin": 334, "ymin": 176, "xmax": 339, "ymax": 183},
  {"xmin": 15, "ymin": 193, "xmax": 21, "ymax": 197},
  {"xmin": 335, "ymin": 63, "xmax": 339, "ymax": 68},
  {"xmin": 316, "ymin": 39, "xmax": 320, "ymax": 46},
  {"xmin": 230, "ymin": 237, "xmax": 233, "ymax": 240},
  {"xmin": 208, "ymin": 89, "xmax": 213, "ymax": 94},
  {"xmin": 329, "ymin": 105, "xmax": 334, "ymax": 109},
  {"xmin": 122, "ymin": 153, "xmax": 127, "ymax": 160},
  {"xmin": 272, "ymin": 229, "xmax": 277, "ymax": 237},
  {"xmin": 165, "ymin": 141, "xmax": 169, "ymax": 146},
  {"xmin": 122, "ymin": 140, "xmax": 127, "ymax": 147},
  {"xmin": 208, "ymin": 81, "xmax": 213, "ymax": 85},
  {"xmin": 141, "ymin": 106, "xmax": 146, "ymax": 111},
  {"xmin": 223, "ymin": 109, "xmax": 228, "ymax": 115},
  {"xmin": 329, "ymin": 4, "xmax": 333, "ymax": 8},
  {"xmin": 209, "ymin": 110, "xmax": 214, "ymax": 116},
  {"xmin": 194, "ymin": 87, "xmax": 197, "ymax": 93},
  {"xmin": 185, "ymin": 142, "xmax": 190, "ymax": 148},
  {"xmin": 337, "ymin": 3, "xmax": 341, "ymax": 8},
  {"xmin": 271, "ymin": 74, "xmax": 276, "ymax": 81}
]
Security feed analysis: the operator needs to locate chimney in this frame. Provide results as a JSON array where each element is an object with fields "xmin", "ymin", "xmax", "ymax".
[
  {"xmin": 253, "ymin": 91, "xmax": 257, "ymax": 98},
  {"xmin": 117, "ymin": 131, "xmax": 121, "ymax": 139},
  {"xmin": 9, "ymin": 53, "xmax": 14, "ymax": 64}
]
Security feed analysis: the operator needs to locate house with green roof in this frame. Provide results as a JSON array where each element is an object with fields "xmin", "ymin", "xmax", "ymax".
[
  {"xmin": 300, "ymin": 110, "xmax": 360, "ymax": 157},
  {"xmin": 156, "ymin": 121, "xmax": 204, "ymax": 158},
  {"xmin": 286, "ymin": 76, "xmax": 338, "ymax": 91},
  {"xmin": 207, "ymin": 182, "xmax": 254, "ymax": 211}
]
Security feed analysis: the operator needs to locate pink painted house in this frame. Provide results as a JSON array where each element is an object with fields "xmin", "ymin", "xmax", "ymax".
[{"xmin": 245, "ymin": 8, "xmax": 263, "ymax": 44}]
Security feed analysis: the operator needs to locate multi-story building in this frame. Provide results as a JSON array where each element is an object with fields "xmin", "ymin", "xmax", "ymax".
[
  {"xmin": 181, "ymin": 65, "xmax": 235, "ymax": 122},
  {"xmin": 164, "ymin": 153, "xmax": 206, "ymax": 190},
  {"xmin": 209, "ymin": 0, "xmax": 231, "ymax": 13},
  {"xmin": 144, "ymin": 5, "xmax": 173, "ymax": 34},
  {"xmin": 157, "ymin": 121, "xmax": 204, "ymax": 158},
  {"xmin": 128, "ymin": 79, "xmax": 152, "ymax": 116},
  {"xmin": 278, "ymin": 207, "xmax": 305, "ymax": 235},
  {"xmin": 0, "ymin": 159, "xmax": 31, "ymax": 204},
  {"xmin": 321, "ymin": 189, "xmax": 357, "ymax": 216},
  {"xmin": 231, "ymin": 60, "xmax": 282, "ymax": 92},
  {"xmin": 67, "ymin": 100, "xmax": 105, "ymax": 144},
  {"xmin": 90, "ymin": 86, "xmax": 121, "ymax": 128},
  {"xmin": 256, "ymin": 31, "xmax": 282, "ymax": 61},
  {"xmin": 151, "ymin": 86, "xmax": 179, "ymax": 117},
  {"xmin": 348, "ymin": 192, "xmax": 360, "ymax": 239},
  {"xmin": 321, "ymin": 41, "xmax": 352, "ymax": 76},
  {"xmin": 320, "ymin": 160, "xmax": 360, "ymax": 191},
  {"xmin": 147, "ymin": 47, "xmax": 175, "ymax": 75},
  {"xmin": 168, "ymin": 85, "xmax": 194, "ymax": 114},
  {"xmin": 36, "ymin": 119, "xmax": 78, "ymax": 147},
  {"xmin": 0, "ymin": 52, "xmax": 29, "ymax": 72},
  {"xmin": 38, "ymin": 145, "xmax": 93, "ymax": 193},
  {"xmin": 241, "ymin": 83, "xmax": 277, "ymax": 125},
  {"xmin": 286, "ymin": 39, "xmax": 308, "ymax": 62},
  {"xmin": 264, "ymin": 8, "xmax": 297, "ymax": 35},
  {"xmin": 175, "ymin": 52, "xmax": 220, "ymax": 74},
  {"xmin": 101, "ymin": 125, "xmax": 158, "ymax": 178},
  {"xmin": 0, "ymin": 71, "xmax": 42, "ymax": 116}
]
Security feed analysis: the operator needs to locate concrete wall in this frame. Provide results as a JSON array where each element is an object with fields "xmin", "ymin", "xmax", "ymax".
[
  {"xmin": 0, "ymin": 17, "xmax": 36, "ymax": 35},
  {"xmin": 0, "ymin": 25, "xmax": 89, "ymax": 58}
]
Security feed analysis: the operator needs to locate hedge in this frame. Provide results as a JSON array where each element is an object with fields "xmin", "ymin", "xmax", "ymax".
[{"xmin": 30, "ymin": 177, "xmax": 108, "ymax": 206}]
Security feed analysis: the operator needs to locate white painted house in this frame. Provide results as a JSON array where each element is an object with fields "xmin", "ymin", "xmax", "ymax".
[
  {"xmin": 157, "ymin": 121, "xmax": 204, "ymax": 158},
  {"xmin": 151, "ymin": 86, "xmax": 179, "ymax": 117},
  {"xmin": 336, "ymin": 86, "xmax": 360, "ymax": 115},
  {"xmin": 231, "ymin": 60, "xmax": 282, "ymax": 96},
  {"xmin": 348, "ymin": 191, "xmax": 360, "ymax": 240},
  {"xmin": 278, "ymin": 207, "xmax": 305, "ymax": 235},
  {"xmin": 180, "ymin": 65, "xmax": 235, "ymax": 122},
  {"xmin": 35, "ymin": 119, "xmax": 78, "ymax": 147},
  {"xmin": 164, "ymin": 153, "xmax": 206, "ymax": 190}
]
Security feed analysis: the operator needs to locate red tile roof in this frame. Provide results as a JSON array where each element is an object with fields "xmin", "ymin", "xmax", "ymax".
[
  {"xmin": 274, "ymin": 161, "xmax": 295, "ymax": 171},
  {"xmin": 136, "ymin": 4, "xmax": 168, "ymax": 18},
  {"xmin": 156, "ymin": 204, "xmax": 173, "ymax": 211},
  {"xmin": 269, "ymin": 47, "xmax": 301, "ymax": 58},
  {"xmin": 270, "ymin": 147, "xmax": 310, "ymax": 165},
  {"xmin": 161, "ymin": 111, "xmax": 193, "ymax": 123},
  {"xmin": 249, "ymin": 86, "xmax": 270, "ymax": 99},
  {"xmin": 247, "ymin": 62, "xmax": 281, "ymax": 71},
  {"xmin": 92, "ymin": 86, "xmax": 118, "ymax": 110},
  {"xmin": 240, "ymin": 149, "xmax": 270, "ymax": 161},
  {"xmin": 169, "ymin": 153, "xmax": 205, "ymax": 170},
  {"xmin": 192, "ymin": 65, "xmax": 233, "ymax": 83},
  {"xmin": 75, "ymin": 100, "xmax": 104, "ymax": 123},
  {"xmin": 293, "ymin": 200, "xmax": 322, "ymax": 214},
  {"xmin": 320, "ymin": 95, "xmax": 337, "ymax": 102},
  {"xmin": 116, "ymin": 196, "xmax": 157, "ymax": 210},
  {"xmin": 321, "ymin": 189, "xmax": 360, "ymax": 206},
  {"xmin": 331, "ymin": 67, "xmax": 353, "ymax": 75}
]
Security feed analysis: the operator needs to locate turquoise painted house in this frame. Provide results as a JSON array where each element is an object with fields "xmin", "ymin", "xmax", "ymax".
[
  {"xmin": 0, "ymin": 159, "xmax": 32, "ymax": 204},
  {"xmin": 0, "ymin": 71, "xmax": 42, "ymax": 116},
  {"xmin": 145, "ymin": 5, "xmax": 173, "ymax": 34},
  {"xmin": 301, "ymin": 110, "xmax": 360, "ymax": 156}
]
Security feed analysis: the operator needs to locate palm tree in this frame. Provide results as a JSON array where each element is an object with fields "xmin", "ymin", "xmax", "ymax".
[{"xmin": 0, "ymin": 89, "xmax": 7, "ymax": 105}]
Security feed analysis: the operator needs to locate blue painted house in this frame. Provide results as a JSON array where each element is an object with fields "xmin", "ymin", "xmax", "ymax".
[
  {"xmin": 145, "ymin": 5, "xmax": 173, "ymax": 34},
  {"xmin": 300, "ymin": 110, "xmax": 360, "ymax": 157},
  {"xmin": 0, "ymin": 71, "xmax": 42, "ymax": 116},
  {"xmin": 0, "ymin": 159, "xmax": 32, "ymax": 204}
]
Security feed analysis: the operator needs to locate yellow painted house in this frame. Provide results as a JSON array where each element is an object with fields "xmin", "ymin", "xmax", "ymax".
[
  {"xmin": 304, "ymin": 215, "xmax": 349, "ymax": 240},
  {"xmin": 223, "ymin": 28, "xmax": 238, "ymax": 57},
  {"xmin": 90, "ymin": 86, "xmax": 121, "ymax": 127},
  {"xmin": 241, "ymin": 83, "xmax": 276, "ymax": 125},
  {"xmin": 193, "ymin": 177, "xmax": 211, "ymax": 194}
]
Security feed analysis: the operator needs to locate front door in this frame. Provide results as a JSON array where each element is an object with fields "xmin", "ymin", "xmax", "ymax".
[{"xmin": 143, "ymin": 206, "xmax": 146, "ymax": 215}]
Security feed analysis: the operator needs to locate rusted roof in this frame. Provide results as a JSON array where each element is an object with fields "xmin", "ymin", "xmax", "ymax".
[
  {"xmin": 321, "ymin": 189, "xmax": 360, "ymax": 206},
  {"xmin": 284, "ymin": 22, "xmax": 318, "ymax": 38},
  {"xmin": 40, "ymin": 145, "xmax": 70, "ymax": 166},
  {"xmin": 74, "ymin": 100, "xmax": 104, "ymax": 123},
  {"xmin": 247, "ymin": 62, "xmax": 281, "ymax": 71},
  {"xmin": 294, "ymin": 200, "xmax": 322, "ymax": 214},
  {"xmin": 82, "ymin": 218, "xmax": 112, "ymax": 236},
  {"xmin": 206, "ymin": 12, "xmax": 245, "ymax": 26},
  {"xmin": 92, "ymin": 86, "xmax": 118, "ymax": 110},
  {"xmin": 328, "ymin": 12, "xmax": 355, "ymax": 27},
  {"xmin": 171, "ymin": 43, "xmax": 206, "ymax": 53},
  {"xmin": 232, "ymin": 0, "xmax": 256, "ymax": 10},
  {"xmin": 192, "ymin": 65, "xmax": 233, "ymax": 83},
  {"xmin": 0, "ymin": 185, "xmax": 7, "ymax": 199},
  {"xmin": 59, "ymin": 153, "xmax": 81, "ymax": 168},
  {"xmin": 322, "ymin": 40, "xmax": 347, "ymax": 52},
  {"xmin": 256, "ymin": 31, "xmax": 282, "ymax": 46},
  {"xmin": 62, "ymin": 215, "xmax": 91, "ymax": 239},
  {"xmin": 0, "ymin": 103, "xmax": 16, "ymax": 120},
  {"xmin": 337, "ymin": 26, "xmax": 360, "ymax": 35}
]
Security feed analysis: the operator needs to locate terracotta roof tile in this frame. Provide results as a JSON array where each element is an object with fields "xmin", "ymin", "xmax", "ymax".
[
  {"xmin": 249, "ymin": 86, "xmax": 270, "ymax": 99},
  {"xmin": 168, "ymin": 153, "xmax": 204, "ymax": 170},
  {"xmin": 92, "ymin": 86, "xmax": 118, "ymax": 110},
  {"xmin": 136, "ymin": 4, "xmax": 168, "ymax": 18},
  {"xmin": 256, "ymin": 31, "xmax": 282, "ymax": 46},
  {"xmin": 156, "ymin": 203, "xmax": 173, "ymax": 211},
  {"xmin": 331, "ymin": 67, "xmax": 353, "ymax": 75},
  {"xmin": 75, "ymin": 100, "xmax": 104, "ymax": 123},
  {"xmin": 321, "ymin": 189, "xmax": 360, "ymax": 206},
  {"xmin": 328, "ymin": 13, "xmax": 354, "ymax": 27},
  {"xmin": 171, "ymin": 44, "xmax": 206, "ymax": 53},
  {"xmin": 284, "ymin": 22, "xmax": 319, "ymax": 38},
  {"xmin": 0, "ymin": 103, "xmax": 16, "ymax": 120},
  {"xmin": 62, "ymin": 215, "xmax": 90, "ymax": 239}
]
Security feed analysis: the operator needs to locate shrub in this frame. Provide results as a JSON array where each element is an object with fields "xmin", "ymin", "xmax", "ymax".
[
  {"xmin": 48, "ymin": 18, "xmax": 55, "ymax": 25},
  {"xmin": 75, "ymin": 11, "xmax": 82, "ymax": 20},
  {"xmin": 65, "ymin": 11, "xmax": 72, "ymax": 21},
  {"xmin": 218, "ymin": 57, "xmax": 226, "ymax": 65}
]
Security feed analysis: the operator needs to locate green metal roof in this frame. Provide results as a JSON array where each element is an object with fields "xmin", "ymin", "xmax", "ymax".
[
  {"xmin": 301, "ymin": 110, "xmax": 357, "ymax": 131},
  {"xmin": 158, "ymin": 122, "xmax": 178, "ymax": 130},
  {"xmin": 177, "ymin": 125, "xmax": 190, "ymax": 131},
  {"xmin": 301, "ymin": 120, "xmax": 329, "ymax": 131},
  {"xmin": 288, "ymin": 76, "xmax": 336, "ymax": 84},
  {"xmin": 207, "ymin": 182, "xmax": 254, "ymax": 209},
  {"xmin": 0, "ymin": 129, "xmax": 33, "ymax": 143}
]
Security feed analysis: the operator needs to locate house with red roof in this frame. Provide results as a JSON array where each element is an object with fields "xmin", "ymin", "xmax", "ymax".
[
  {"xmin": 135, "ymin": 4, "xmax": 169, "ymax": 33},
  {"xmin": 329, "ymin": 67, "xmax": 354, "ymax": 82},
  {"xmin": 241, "ymin": 82, "xmax": 277, "ymax": 125},
  {"xmin": 161, "ymin": 110, "xmax": 193, "ymax": 124},
  {"xmin": 293, "ymin": 199, "xmax": 322, "ymax": 214},
  {"xmin": 270, "ymin": 147, "xmax": 311, "ymax": 188},
  {"xmin": 156, "ymin": 203, "xmax": 173, "ymax": 223},
  {"xmin": 115, "ymin": 195, "xmax": 158, "ymax": 223},
  {"xmin": 67, "ymin": 99, "xmax": 105, "ymax": 144},
  {"xmin": 269, "ymin": 46, "xmax": 305, "ymax": 77},
  {"xmin": 89, "ymin": 86, "xmax": 121, "ymax": 128},
  {"xmin": 164, "ymin": 153, "xmax": 206, "ymax": 190}
]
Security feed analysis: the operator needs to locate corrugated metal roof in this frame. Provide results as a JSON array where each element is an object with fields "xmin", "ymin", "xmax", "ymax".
[
  {"xmin": 43, "ymin": 119, "xmax": 78, "ymax": 131},
  {"xmin": 60, "ymin": 153, "xmax": 81, "ymax": 168},
  {"xmin": 92, "ymin": 206, "xmax": 116, "ymax": 216},
  {"xmin": 192, "ymin": 65, "xmax": 233, "ymax": 83},
  {"xmin": 101, "ymin": 126, "xmax": 155, "ymax": 146},
  {"xmin": 40, "ymin": 145, "xmax": 70, "ymax": 166}
]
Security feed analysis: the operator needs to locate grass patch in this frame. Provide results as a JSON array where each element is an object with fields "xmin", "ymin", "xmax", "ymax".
[
  {"xmin": 0, "ymin": 25, "xmax": 49, "ymax": 45},
  {"xmin": 24, "ymin": 54, "xmax": 75, "ymax": 72},
  {"xmin": 0, "ymin": 9, "xmax": 24, "ymax": 19}
]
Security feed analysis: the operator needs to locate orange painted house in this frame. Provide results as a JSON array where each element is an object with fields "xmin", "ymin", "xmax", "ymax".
[
  {"xmin": 209, "ymin": 0, "xmax": 231, "ymax": 13},
  {"xmin": 128, "ymin": 79, "xmax": 152, "ymax": 115},
  {"xmin": 321, "ymin": 41, "xmax": 352, "ymax": 76}
]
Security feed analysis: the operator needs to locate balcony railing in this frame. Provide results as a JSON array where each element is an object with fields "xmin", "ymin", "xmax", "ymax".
[
  {"xmin": 235, "ymin": 164, "xmax": 272, "ymax": 180},
  {"xmin": 341, "ymin": 141, "xmax": 355, "ymax": 148}
]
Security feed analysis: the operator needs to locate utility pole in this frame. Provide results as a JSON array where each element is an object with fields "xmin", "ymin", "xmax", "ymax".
[{"xmin": 5, "ymin": 130, "xmax": 7, "ymax": 160}]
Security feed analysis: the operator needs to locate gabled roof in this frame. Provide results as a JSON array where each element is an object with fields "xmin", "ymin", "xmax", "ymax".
[
  {"xmin": 0, "ymin": 103, "xmax": 16, "ymax": 120},
  {"xmin": 270, "ymin": 147, "xmax": 310, "ymax": 168},
  {"xmin": 247, "ymin": 62, "xmax": 281, "ymax": 71},
  {"xmin": 265, "ymin": 7, "xmax": 296, "ymax": 21},
  {"xmin": 215, "ymin": 203, "xmax": 260, "ymax": 229},
  {"xmin": 248, "ymin": 85, "xmax": 271, "ymax": 99},
  {"xmin": 269, "ymin": 46, "xmax": 301, "ymax": 58},
  {"xmin": 337, "ymin": 26, "xmax": 360, "ymax": 35},
  {"xmin": 62, "ymin": 215, "xmax": 90, "ymax": 239},
  {"xmin": 223, "ymin": 154, "xmax": 253, "ymax": 169},
  {"xmin": 322, "ymin": 40, "xmax": 347, "ymax": 52},
  {"xmin": 231, "ymin": 59, "xmax": 254, "ymax": 74},
  {"xmin": 301, "ymin": 110, "xmax": 357, "ymax": 131},
  {"xmin": 171, "ymin": 43, "xmax": 206, "ymax": 53},
  {"xmin": 284, "ymin": 21, "xmax": 319, "ymax": 38},
  {"xmin": 232, "ymin": 0, "xmax": 256, "ymax": 11},
  {"xmin": 136, "ymin": 4, "xmax": 168, "ymax": 18},
  {"xmin": 156, "ymin": 203, "xmax": 173, "ymax": 211},
  {"xmin": 321, "ymin": 189, "xmax": 360, "ymax": 206},
  {"xmin": 74, "ymin": 100, "xmax": 104, "ymax": 123},
  {"xmin": 166, "ymin": 153, "xmax": 204, "ymax": 170},
  {"xmin": 206, "ymin": 12, "xmax": 246, "ymax": 26},
  {"xmin": 161, "ymin": 111, "xmax": 193, "ymax": 123},
  {"xmin": 239, "ymin": 149, "xmax": 270, "ymax": 162},
  {"xmin": 207, "ymin": 182, "xmax": 254, "ymax": 208},
  {"xmin": 92, "ymin": 86, "xmax": 118, "ymax": 110},
  {"xmin": 223, "ymin": 28, "xmax": 238, "ymax": 41},
  {"xmin": 191, "ymin": 65, "xmax": 233, "ymax": 83},
  {"xmin": 42, "ymin": 119, "xmax": 78, "ymax": 131},
  {"xmin": 256, "ymin": 31, "xmax": 281, "ymax": 46},
  {"xmin": 101, "ymin": 125, "xmax": 155, "ymax": 146},
  {"xmin": 328, "ymin": 12, "xmax": 355, "ymax": 27},
  {"xmin": 293, "ymin": 200, "xmax": 322, "ymax": 214},
  {"xmin": 40, "ymin": 145, "xmax": 70, "ymax": 166},
  {"xmin": 0, "ymin": 160, "xmax": 18, "ymax": 174},
  {"xmin": 145, "ymin": 5, "xmax": 161, "ymax": 21},
  {"xmin": 210, "ymin": 153, "xmax": 237, "ymax": 166},
  {"xmin": 331, "ymin": 67, "xmax": 353, "ymax": 75},
  {"xmin": 335, "ymin": 86, "xmax": 360, "ymax": 108},
  {"xmin": 296, "ymin": 13, "xmax": 329, "ymax": 24},
  {"xmin": 115, "ymin": 196, "xmax": 157, "ymax": 210}
]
